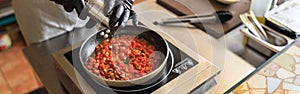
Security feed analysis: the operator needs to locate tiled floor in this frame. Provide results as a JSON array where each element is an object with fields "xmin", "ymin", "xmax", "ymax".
[{"xmin": 0, "ymin": 32, "xmax": 42, "ymax": 94}]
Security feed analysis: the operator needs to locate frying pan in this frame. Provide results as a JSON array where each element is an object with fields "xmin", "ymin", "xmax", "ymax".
[{"xmin": 79, "ymin": 25, "xmax": 170, "ymax": 87}]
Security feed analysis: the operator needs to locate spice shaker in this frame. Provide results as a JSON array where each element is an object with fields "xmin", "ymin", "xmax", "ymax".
[{"xmin": 80, "ymin": 0, "xmax": 110, "ymax": 28}]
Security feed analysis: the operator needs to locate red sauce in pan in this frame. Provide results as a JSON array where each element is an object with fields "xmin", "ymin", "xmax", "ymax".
[{"xmin": 86, "ymin": 35, "xmax": 160, "ymax": 80}]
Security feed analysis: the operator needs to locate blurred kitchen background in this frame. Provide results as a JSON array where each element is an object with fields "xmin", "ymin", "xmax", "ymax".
[
  {"xmin": 0, "ymin": 0, "xmax": 145, "ymax": 93},
  {"xmin": 1, "ymin": 0, "xmax": 300, "ymax": 93},
  {"xmin": 0, "ymin": 0, "xmax": 42, "ymax": 94}
]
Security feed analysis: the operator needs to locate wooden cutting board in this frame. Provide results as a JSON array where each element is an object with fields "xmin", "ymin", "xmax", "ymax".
[{"xmin": 157, "ymin": 0, "xmax": 250, "ymax": 38}]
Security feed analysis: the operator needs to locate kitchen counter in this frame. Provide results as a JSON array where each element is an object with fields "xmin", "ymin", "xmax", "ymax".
[
  {"xmin": 228, "ymin": 38, "xmax": 300, "ymax": 93},
  {"xmin": 134, "ymin": 0, "xmax": 255, "ymax": 93},
  {"xmin": 23, "ymin": 0, "xmax": 256, "ymax": 93}
]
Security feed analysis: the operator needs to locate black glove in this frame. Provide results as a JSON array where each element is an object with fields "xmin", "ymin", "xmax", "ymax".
[
  {"xmin": 104, "ymin": 0, "xmax": 138, "ymax": 27},
  {"xmin": 51, "ymin": 0, "xmax": 138, "ymax": 28}
]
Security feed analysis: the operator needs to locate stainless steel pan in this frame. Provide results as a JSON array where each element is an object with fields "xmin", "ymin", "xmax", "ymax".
[{"xmin": 79, "ymin": 26, "xmax": 170, "ymax": 87}]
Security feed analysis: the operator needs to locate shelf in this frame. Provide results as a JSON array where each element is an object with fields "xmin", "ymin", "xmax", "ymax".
[
  {"xmin": 0, "ymin": 6, "xmax": 14, "ymax": 19},
  {"xmin": 0, "ymin": 2, "xmax": 18, "ymax": 35},
  {"xmin": 0, "ymin": 22, "xmax": 19, "ymax": 35},
  {"xmin": 0, "ymin": 15, "xmax": 16, "ymax": 26},
  {"xmin": 0, "ymin": 26, "xmax": 19, "ymax": 35}
]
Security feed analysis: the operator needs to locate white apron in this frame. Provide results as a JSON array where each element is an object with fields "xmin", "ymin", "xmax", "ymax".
[{"xmin": 12, "ymin": 0, "xmax": 88, "ymax": 45}]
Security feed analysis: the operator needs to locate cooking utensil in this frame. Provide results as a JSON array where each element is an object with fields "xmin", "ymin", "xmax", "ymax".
[
  {"xmin": 153, "ymin": 11, "xmax": 233, "ymax": 25},
  {"xmin": 240, "ymin": 12, "xmax": 268, "ymax": 41},
  {"xmin": 240, "ymin": 14, "xmax": 263, "ymax": 40},
  {"xmin": 240, "ymin": 24, "xmax": 292, "ymax": 53},
  {"xmin": 248, "ymin": 11, "xmax": 268, "ymax": 41},
  {"xmin": 79, "ymin": 26, "xmax": 170, "ymax": 87}
]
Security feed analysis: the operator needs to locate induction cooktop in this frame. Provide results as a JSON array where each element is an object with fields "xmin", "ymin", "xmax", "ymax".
[{"xmin": 61, "ymin": 41, "xmax": 219, "ymax": 94}]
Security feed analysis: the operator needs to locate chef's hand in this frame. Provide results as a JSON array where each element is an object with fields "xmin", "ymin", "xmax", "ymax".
[
  {"xmin": 104, "ymin": 0, "xmax": 138, "ymax": 27},
  {"xmin": 51, "ymin": 0, "xmax": 138, "ymax": 28}
]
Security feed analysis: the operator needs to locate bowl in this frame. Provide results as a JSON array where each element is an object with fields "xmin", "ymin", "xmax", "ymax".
[{"xmin": 217, "ymin": 0, "xmax": 240, "ymax": 5}]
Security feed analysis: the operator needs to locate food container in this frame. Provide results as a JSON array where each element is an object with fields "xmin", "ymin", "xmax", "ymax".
[
  {"xmin": 241, "ymin": 24, "xmax": 293, "ymax": 57},
  {"xmin": 0, "ymin": 34, "xmax": 12, "ymax": 51},
  {"xmin": 79, "ymin": 26, "xmax": 170, "ymax": 87}
]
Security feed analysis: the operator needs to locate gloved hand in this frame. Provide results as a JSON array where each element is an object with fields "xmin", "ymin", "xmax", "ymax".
[
  {"xmin": 104, "ymin": 0, "xmax": 138, "ymax": 27},
  {"xmin": 51, "ymin": 0, "xmax": 138, "ymax": 28}
]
